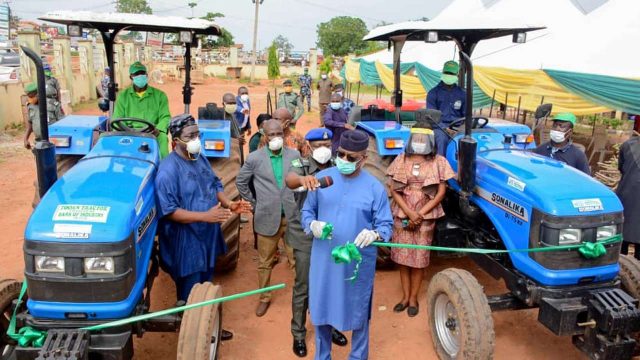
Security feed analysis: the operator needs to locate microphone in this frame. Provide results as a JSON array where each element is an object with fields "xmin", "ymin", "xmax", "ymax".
[{"xmin": 287, "ymin": 175, "xmax": 333, "ymax": 192}]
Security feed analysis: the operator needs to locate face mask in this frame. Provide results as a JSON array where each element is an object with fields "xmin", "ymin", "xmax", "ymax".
[
  {"xmin": 268, "ymin": 136, "xmax": 283, "ymax": 151},
  {"xmin": 284, "ymin": 86, "xmax": 293, "ymax": 92},
  {"xmin": 335, "ymin": 156, "xmax": 358, "ymax": 175},
  {"xmin": 224, "ymin": 104, "xmax": 237, "ymax": 115},
  {"xmin": 411, "ymin": 142, "xmax": 428, "ymax": 154},
  {"xmin": 186, "ymin": 138, "xmax": 201, "ymax": 156},
  {"xmin": 335, "ymin": 91, "xmax": 343, "ymax": 97},
  {"xmin": 321, "ymin": 74, "xmax": 327, "ymax": 80},
  {"xmin": 330, "ymin": 102, "xmax": 342, "ymax": 110},
  {"xmin": 259, "ymin": 128, "xmax": 264, "ymax": 135},
  {"xmin": 132, "ymin": 74, "xmax": 148, "ymax": 88},
  {"xmin": 240, "ymin": 94, "xmax": 249, "ymax": 102},
  {"xmin": 550, "ymin": 129, "xmax": 567, "ymax": 143},
  {"xmin": 312, "ymin": 146, "xmax": 332, "ymax": 164},
  {"xmin": 441, "ymin": 74, "xmax": 458, "ymax": 86}
]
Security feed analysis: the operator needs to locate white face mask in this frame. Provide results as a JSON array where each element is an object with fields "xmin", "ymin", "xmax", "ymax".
[
  {"xmin": 185, "ymin": 138, "xmax": 201, "ymax": 158},
  {"xmin": 410, "ymin": 142, "xmax": 428, "ymax": 154},
  {"xmin": 321, "ymin": 74, "xmax": 327, "ymax": 80},
  {"xmin": 240, "ymin": 94, "xmax": 249, "ymax": 102},
  {"xmin": 268, "ymin": 136, "xmax": 283, "ymax": 151},
  {"xmin": 312, "ymin": 146, "xmax": 332, "ymax": 164},
  {"xmin": 549, "ymin": 130, "xmax": 566, "ymax": 143}
]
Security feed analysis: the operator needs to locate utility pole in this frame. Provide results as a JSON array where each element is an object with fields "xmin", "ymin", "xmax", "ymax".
[
  {"xmin": 188, "ymin": 2, "xmax": 197, "ymax": 18},
  {"xmin": 250, "ymin": 0, "xmax": 263, "ymax": 82}
]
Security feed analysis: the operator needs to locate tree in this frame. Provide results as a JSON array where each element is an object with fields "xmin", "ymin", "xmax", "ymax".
[
  {"xmin": 319, "ymin": 56, "xmax": 332, "ymax": 75},
  {"xmin": 273, "ymin": 35, "xmax": 293, "ymax": 56},
  {"xmin": 316, "ymin": 16, "xmax": 368, "ymax": 56},
  {"xmin": 199, "ymin": 12, "xmax": 234, "ymax": 49},
  {"xmin": 116, "ymin": 0, "xmax": 152, "ymax": 14},
  {"xmin": 267, "ymin": 43, "xmax": 280, "ymax": 82}
]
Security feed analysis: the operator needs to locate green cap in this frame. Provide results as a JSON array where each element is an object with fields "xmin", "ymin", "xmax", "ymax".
[
  {"xmin": 443, "ymin": 60, "xmax": 459, "ymax": 75},
  {"xmin": 24, "ymin": 83, "xmax": 37, "ymax": 94},
  {"xmin": 553, "ymin": 112, "xmax": 577, "ymax": 126},
  {"xmin": 129, "ymin": 61, "xmax": 147, "ymax": 74}
]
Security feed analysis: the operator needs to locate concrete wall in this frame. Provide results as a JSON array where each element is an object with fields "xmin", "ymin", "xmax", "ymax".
[
  {"xmin": 203, "ymin": 64, "xmax": 309, "ymax": 80},
  {"xmin": 0, "ymin": 82, "xmax": 27, "ymax": 130}
]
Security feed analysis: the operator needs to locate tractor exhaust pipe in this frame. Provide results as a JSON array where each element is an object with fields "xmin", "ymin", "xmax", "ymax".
[
  {"xmin": 457, "ymin": 51, "xmax": 476, "ymax": 195},
  {"xmin": 21, "ymin": 46, "xmax": 57, "ymax": 198}
]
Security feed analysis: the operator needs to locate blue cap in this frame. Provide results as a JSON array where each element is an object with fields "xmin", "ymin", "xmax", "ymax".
[{"xmin": 305, "ymin": 128, "xmax": 333, "ymax": 141}]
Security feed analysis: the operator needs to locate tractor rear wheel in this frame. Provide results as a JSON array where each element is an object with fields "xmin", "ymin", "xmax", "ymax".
[
  {"xmin": 209, "ymin": 138, "xmax": 242, "ymax": 273},
  {"xmin": 426, "ymin": 268, "xmax": 495, "ymax": 360},
  {"xmin": 0, "ymin": 279, "xmax": 22, "ymax": 360},
  {"xmin": 177, "ymin": 282, "xmax": 222, "ymax": 360},
  {"xmin": 32, "ymin": 155, "xmax": 82, "ymax": 208},
  {"xmin": 362, "ymin": 136, "xmax": 394, "ymax": 269}
]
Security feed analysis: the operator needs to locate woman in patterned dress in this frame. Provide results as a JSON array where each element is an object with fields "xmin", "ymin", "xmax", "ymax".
[{"xmin": 386, "ymin": 123, "xmax": 455, "ymax": 317}]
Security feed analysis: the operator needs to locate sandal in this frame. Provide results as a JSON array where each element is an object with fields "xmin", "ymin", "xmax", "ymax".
[
  {"xmin": 393, "ymin": 302, "xmax": 408, "ymax": 312},
  {"xmin": 407, "ymin": 305, "xmax": 419, "ymax": 317}
]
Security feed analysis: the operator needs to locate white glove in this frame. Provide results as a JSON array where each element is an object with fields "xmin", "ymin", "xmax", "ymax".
[
  {"xmin": 354, "ymin": 229, "xmax": 379, "ymax": 248},
  {"xmin": 310, "ymin": 220, "xmax": 327, "ymax": 238}
]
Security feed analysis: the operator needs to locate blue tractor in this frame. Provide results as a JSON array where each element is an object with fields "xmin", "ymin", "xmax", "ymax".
[
  {"xmin": 0, "ymin": 12, "xmax": 243, "ymax": 360},
  {"xmin": 351, "ymin": 22, "xmax": 640, "ymax": 359}
]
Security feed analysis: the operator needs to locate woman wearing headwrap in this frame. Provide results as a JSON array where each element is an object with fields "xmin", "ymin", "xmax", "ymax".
[{"xmin": 386, "ymin": 122, "xmax": 455, "ymax": 317}]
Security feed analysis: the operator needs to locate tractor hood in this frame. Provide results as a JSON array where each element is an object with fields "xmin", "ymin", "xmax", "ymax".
[
  {"xmin": 25, "ymin": 134, "xmax": 159, "ymax": 243},
  {"xmin": 474, "ymin": 149, "xmax": 623, "ymax": 215}
]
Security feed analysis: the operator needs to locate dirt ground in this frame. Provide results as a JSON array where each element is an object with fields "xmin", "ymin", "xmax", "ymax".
[{"xmin": 0, "ymin": 78, "xmax": 584, "ymax": 359}]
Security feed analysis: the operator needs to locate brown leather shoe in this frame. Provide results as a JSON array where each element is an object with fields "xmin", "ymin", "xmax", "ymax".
[{"xmin": 255, "ymin": 301, "xmax": 270, "ymax": 317}]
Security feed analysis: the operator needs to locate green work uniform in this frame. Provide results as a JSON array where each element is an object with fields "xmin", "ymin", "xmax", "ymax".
[
  {"xmin": 113, "ymin": 85, "xmax": 171, "ymax": 158},
  {"xmin": 28, "ymin": 99, "xmax": 63, "ymax": 141},
  {"xmin": 277, "ymin": 92, "xmax": 304, "ymax": 125}
]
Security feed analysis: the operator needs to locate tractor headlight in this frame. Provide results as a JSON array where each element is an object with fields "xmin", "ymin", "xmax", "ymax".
[
  {"xmin": 204, "ymin": 140, "xmax": 225, "ymax": 151},
  {"xmin": 558, "ymin": 229, "xmax": 582, "ymax": 245},
  {"xmin": 596, "ymin": 225, "xmax": 617, "ymax": 241},
  {"xmin": 35, "ymin": 256, "xmax": 65, "ymax": 273},
  {"xmin": 84, "ymin": 257, "xmax": 114, "ymax": 274}
]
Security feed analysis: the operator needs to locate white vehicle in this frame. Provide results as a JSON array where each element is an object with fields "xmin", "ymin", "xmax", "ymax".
[{"xmin": 0, "ymin": 65, "xmax": 19, "ymax": 83}]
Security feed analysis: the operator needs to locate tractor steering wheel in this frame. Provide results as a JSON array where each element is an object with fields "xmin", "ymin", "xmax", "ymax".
[
  {"xmin": 109, "ymin": 117, "xmax": 156, "ymax": 134},
  {"xmin": 447, "ymin": 116, "xmax": 489, "ymax": 131}
]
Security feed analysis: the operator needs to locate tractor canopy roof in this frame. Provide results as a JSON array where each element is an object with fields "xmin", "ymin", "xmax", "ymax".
[
  {"xmin": 39, "ymin": 11, "xmax": 221, "ymax": 36},
  {"xmin": 363, "ymin": 20, "xmax": 544, "ymax": 43}
]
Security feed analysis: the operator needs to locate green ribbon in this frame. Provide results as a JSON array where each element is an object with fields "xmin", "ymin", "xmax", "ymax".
[
  {"xmin": 6, "ymin": 281, "xmax": 47, "ymax": 347},
  {"xmin": 330, "ymin": 235, "xmax": 622, "ymax": 281},
  {"xmin": 6, "ymin": 282, "xmax": 286, "ymax": 347},
  {"xmin": 331, "ymin": 243, "xmax": 362, "ymax": 282},
  {"xmin": 320, "ymin": 223, "xmax": 334, "ymax": 240},
  {"xmin": 578, "ymin": 242, "xmax": 607, "ymax": 259}
]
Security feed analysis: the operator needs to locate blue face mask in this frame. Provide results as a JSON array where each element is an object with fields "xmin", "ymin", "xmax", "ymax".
[
  {"xmin": 335, "ymin": 156, "xmax": 358, "ymax": 175},
  {"xmin": 330, "ymin": 102, "xmax": 342, "ymax": 110},
  {"xmin": 132, "ymin": 74, "xmax": 148, "ymax": 88}
]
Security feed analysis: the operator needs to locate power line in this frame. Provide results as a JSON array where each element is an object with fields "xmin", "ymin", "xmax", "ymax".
[{"xmin": 292, "ymin": 0, "xmax": 384, "ymax": 23}]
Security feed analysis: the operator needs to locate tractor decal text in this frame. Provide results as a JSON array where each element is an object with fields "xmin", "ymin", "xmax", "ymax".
[
  {"xmin": 53, "ymin": 205, "xmax": 111, "ymax": 223},
  {"xmin": 571, "ymin": 198, "xmax": 603, "ymax": 212},
  {"xmin": 137, "ymin": 206, "xmax": 156, "ymax": 242},
  {"xmin": 476, "ymin": 188, "xmax": 529, "ymax": 222},
  {"xmin": 53, "ymin": 223, "xmax": 92, "ymax": 239}
]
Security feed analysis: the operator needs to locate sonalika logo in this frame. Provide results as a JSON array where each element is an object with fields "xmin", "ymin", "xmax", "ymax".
[{"xmin": 491, "ymin": 193, "xmax": 525, "ymax": 218}]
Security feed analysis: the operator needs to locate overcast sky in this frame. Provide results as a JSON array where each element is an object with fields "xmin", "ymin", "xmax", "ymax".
[{"xmin": 9, "ymin": 0, "xmax": 606, "ymax": 50}]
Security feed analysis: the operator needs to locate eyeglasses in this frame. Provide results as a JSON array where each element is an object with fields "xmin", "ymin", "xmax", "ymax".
[
  {"xmin": 336, "ymin": 150, "xmax": 363, "ymax": 163},
  {"xmin": 180, "ymin": 131, "xmax": 200, "ymax": 141}
]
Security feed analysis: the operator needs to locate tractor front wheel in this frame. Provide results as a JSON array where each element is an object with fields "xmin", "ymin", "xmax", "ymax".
[
  {"xmin": 619, "ymin": 254, "xmax": 640, "ymax": 300},
  {"xmin": 0, "ymin": 279, "xmax": 22, "ymax": 360},
  {"xmin": 426, "ymin": 268, "xmax": 495, "ymax": 360},
  {"xmin": 177, "ymin": 282, "xmax": 223, "ymax": 360}
]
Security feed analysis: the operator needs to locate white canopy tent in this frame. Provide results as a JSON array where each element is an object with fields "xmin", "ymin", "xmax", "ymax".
[{"xmin": 359, "ymin": 0, "xmax": 640, "ymax": 78}]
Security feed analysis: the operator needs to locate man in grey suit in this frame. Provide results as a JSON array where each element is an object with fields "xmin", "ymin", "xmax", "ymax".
[{"xmin": 236, "ymin": 120, "xmax": 303, "ymax": 320}]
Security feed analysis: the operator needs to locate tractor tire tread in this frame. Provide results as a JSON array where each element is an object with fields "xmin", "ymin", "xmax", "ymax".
[
  {"xmin": 619, "ymin": 254, "xmax": 640, "ymax": 300},
  {"xmin": 177, "ymin": 282, "xmax": 222, "ymax": 360},
  {"xmin": 427, "ymin": 268, "xmax": 495, "ymax": 360},
  {"xmin": 0, "ymin": 279, "xmax": 21, "ymax": 352}
]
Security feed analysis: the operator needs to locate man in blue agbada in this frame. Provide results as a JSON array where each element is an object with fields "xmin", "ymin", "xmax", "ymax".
[
  {"xmin": 155, "ymin": 114, "xmax": 252, "ymax": 305},
  {"xmin": 427, "ymin": 60, "xmax": 466, "ymax": 155},
  {"xmin": 301, "ymin": 130, "xmax": 393, "ymax": 360}
]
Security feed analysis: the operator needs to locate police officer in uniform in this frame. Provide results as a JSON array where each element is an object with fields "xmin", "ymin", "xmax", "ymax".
[
  {"xmin": 285, "ymin": 128, "xmax": 348, "ymax": 357},
  {"xmin": 277, "ymin": 79, "xmax": 304, "ymax": 127}
]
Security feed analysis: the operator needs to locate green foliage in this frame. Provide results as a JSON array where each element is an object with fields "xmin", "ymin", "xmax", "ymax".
[
  {"xmin": 116, "ymin": 0, "xmax": 152, "ymax": 14},
  {"xmin": 316, "ymin": 16, "xmax": 369, "ymax": 56},
  {"xmin": 198, "ymin": 13, "xmax": 234, "ymax": 49},
  {"xmin": 319, "ymin": 57, "xmax": 332, "ymax": 75},
  {"xmin": 267, "ymin": 43, "xmax": 280, "ymax": 80},
  {"xmin": 273, "ymin": 35, "xmax": 293, "ymax": 56},
  {"xmin": 587, "ymin": 115, "xmax": 624, "ymax": 130}
]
